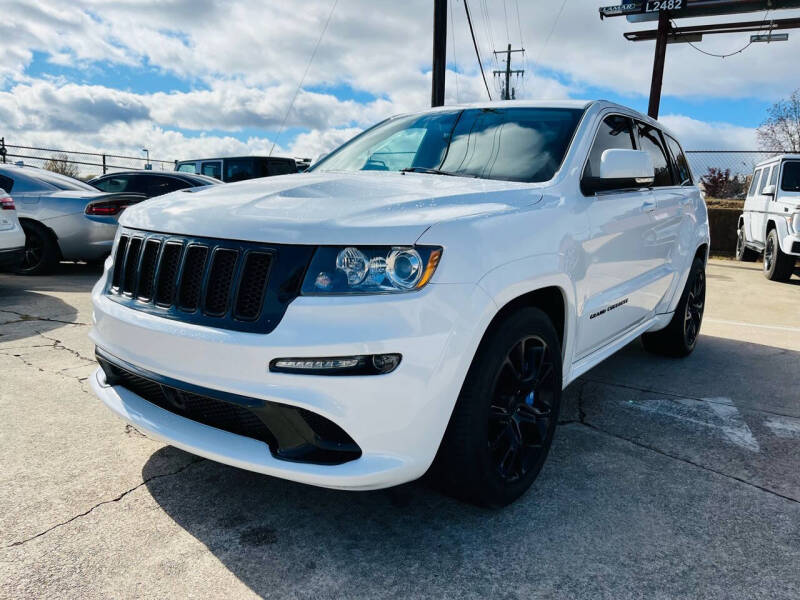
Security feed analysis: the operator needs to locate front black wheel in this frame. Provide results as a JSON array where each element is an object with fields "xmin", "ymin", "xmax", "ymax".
[
  {"xmin": 642, "ymin": 257, "xmax": 706, "ymax": 357},
  {"xmin": 432, "ymin": 308, "xmax": 562, "ymax": 507},
  {"xmin": 14, "ymin": 220, "xmax": 60, "ymax": 275},
  {"xmin": 763, "ymin": 228, "xmax": 795, "ymax": 282}
]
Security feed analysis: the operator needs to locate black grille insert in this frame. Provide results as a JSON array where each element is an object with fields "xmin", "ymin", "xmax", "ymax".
[
  {"xmin": 177, "ymin": 245, "xmax": 208, "ymax": 311},
  {"xmin": 105, "ymin": 229, "xmax": 315, "ymax": 334},
  {"xmin": 204, "ymin": 249, "xmax": 239, "ymax": 316},
  {"xmin": 96, "ymin": 349, "xmax": 361, "ymax": 465}
]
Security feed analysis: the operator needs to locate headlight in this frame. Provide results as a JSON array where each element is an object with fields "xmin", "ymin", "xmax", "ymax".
[
  {"xmin": 301, "ymin": 246, "xmax": 442, "ymax": 294},
  {"xmin": 790, "ymin": 212, "xmax": 800, "ymax": 233}
]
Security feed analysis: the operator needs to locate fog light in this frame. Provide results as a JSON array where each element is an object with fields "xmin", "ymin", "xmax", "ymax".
[{"xmin": 269, "ymin": 354, "xmax": 402, "ymax": 375}]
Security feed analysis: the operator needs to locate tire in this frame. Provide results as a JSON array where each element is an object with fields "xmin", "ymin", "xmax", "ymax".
[
  {"xmin": 734, "ymin": 223, "xmax": 757, "ymax": 262},
  {"xmin": 641, "ymin": 257, "xmax": 705, "ymax": 358},
  {"xmin": 763, "ymin": 228, "xmax": 795, "ymax": 282},
  {"xmin": 14, "ymin": 220, "xmax": 60, "ymax": 275},
  {"xmin": 432, "ymin": 307, "xmax": 562, "ymax": 507}
]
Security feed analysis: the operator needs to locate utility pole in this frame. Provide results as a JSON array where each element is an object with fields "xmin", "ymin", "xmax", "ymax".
[
  {"xmin": 493, "ymin": 44, "xmax": 525, "ymax": 100},
  {"xmin": 431, "ymin": 0, "xmax": 447, "ymax": 107},
  {"xmin": 647, "ymin": 11, "xmax": 670, "ymax": 119}
]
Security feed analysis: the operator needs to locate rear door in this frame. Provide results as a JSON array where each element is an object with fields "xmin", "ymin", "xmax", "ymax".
[
  {"xmin": 576, "ymin": 114, "xmax": 659, "ymax": 358},
  {"xmin": 200, "ymin": 161, "xmax": 222, "ymax": 180},
  {"xmin": 744, "ymin": 168, "xmax": 763, "ymax": 241}
]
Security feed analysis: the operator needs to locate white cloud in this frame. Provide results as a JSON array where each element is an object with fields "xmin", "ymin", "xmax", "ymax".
[{"xmin": 660, "ymin": 114, "xmax": 758, "ymax": 149}]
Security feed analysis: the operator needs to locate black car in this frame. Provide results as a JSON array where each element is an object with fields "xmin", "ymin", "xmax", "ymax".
[
  {"xmin": 88, "ymin": 171, "xmax": 221, "ymax": 199},
  {"xmin": 174, "ymin": 156, "xmax": 298, "ymax": 183}
]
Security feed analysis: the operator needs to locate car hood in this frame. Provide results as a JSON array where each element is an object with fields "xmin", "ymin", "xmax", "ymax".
[{"xmin": 120, "ymin": 171, "xmax": 543, "ymax": 245}]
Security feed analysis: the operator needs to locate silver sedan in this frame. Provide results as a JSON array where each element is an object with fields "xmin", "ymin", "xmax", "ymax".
[{"xmin": 0, "ymin": 164, "xmax": 144, "ymax": 274}]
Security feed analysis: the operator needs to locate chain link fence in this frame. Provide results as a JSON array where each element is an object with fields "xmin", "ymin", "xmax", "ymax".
[
  {"xmin": 685, "ymin": 150, "xmax": 784, "ymax": 199},
  {"xmin": 0, "ymin": 138, "xmax": 175, "ymax": 179}
]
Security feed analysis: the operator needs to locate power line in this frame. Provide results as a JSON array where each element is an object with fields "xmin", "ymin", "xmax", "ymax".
[
  {"xmin": 535, "ymin": 0, "xmax": 569, "ymax": 64},
  {"xmin": 677, "ymin": 10, "xmax": 771, "ymax": 58},
  {"xmin": 464, "ymin": 0, "xmax": 493, "ymax": 101},
  {"xmin": 269, "ymin": 0, "xmax": 338, "ymax": 157}
]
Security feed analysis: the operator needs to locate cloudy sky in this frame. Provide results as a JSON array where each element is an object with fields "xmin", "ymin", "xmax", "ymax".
[{"xmin": 2, "ymin": 0, "xmax": 799, "ymax": 163}]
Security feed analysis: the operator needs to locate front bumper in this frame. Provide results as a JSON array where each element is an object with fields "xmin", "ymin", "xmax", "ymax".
[
  {"xmin": 90, "ymin": 273, "xmax": 496, "ymax": 490},
  {"xmin": 782, "ymin": 233, "xmax": 800, "ymax": 256}
]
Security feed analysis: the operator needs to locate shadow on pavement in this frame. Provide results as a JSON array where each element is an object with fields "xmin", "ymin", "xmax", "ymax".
[
  {"xmin": 0, "ymin": 262, "xmax": 100, "ymax": 343},
  {"xmin": 140, "ymin": 332, "xmax": 800, "ymax": 597}
]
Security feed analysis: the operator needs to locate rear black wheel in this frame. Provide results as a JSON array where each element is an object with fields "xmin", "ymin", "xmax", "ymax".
[
  {"xmin": 763, "ymin": 228, "xmax": 795, "ymax": 282},
  {"xmin": 641, "ymin": 257, "xmax": 705, "ymax": 357},
  {"xmin": 14, "ymin": 221, "xmax": 60, "ymax": 275},
  {"xmin": 734, "ymin": 224, "xmax": 757, "ymax": 262},
  {"xmin": 433, "ymin": 308, "xmax": 561, "ymax": 507}
]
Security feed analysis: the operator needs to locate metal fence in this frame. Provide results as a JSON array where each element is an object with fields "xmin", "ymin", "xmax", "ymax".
[
  {"xmin": 0, "ymin": 138, "xmax": 175, "ymax": 179},
  {"xmin": 0, "ymin": 138, "xmax": 785, "ymax": 192}
]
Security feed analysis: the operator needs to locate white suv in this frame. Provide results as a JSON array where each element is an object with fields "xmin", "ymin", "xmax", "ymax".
[
  {"xmin": 90, "ymin": 101, "xmax": 709, "ymax": 506},
  {"xmin": 735, "ymin": 154, "xmax": 800, "ymax": 281}
]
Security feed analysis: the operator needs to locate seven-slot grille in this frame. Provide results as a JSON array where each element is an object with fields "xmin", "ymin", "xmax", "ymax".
[{"xmin": 105, "ymin": 229, "xmax": 314, "ymax": 333}]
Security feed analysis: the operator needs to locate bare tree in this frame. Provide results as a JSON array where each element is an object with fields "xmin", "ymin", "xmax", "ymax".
[
  {"xmin": 43, "ymin": 153, "xmax": 80, "ymax": 179},
  {"xmin": 757, "ymin": 89, "xmax": 800, "ymax": 152}
]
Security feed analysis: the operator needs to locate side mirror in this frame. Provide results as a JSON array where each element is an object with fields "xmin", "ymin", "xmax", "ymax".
[
  {"xmin": 762, "ymin": 184, "xmax": 776, "ymax": 197},
  {"xmin": 599, "ymin": 149, "xmax": 654, "ymax": 183}
]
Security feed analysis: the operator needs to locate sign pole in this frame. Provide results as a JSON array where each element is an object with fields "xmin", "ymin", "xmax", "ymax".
[{"xmin": 647, "ymin": 10, "xmax": 670, "ymax": 119}]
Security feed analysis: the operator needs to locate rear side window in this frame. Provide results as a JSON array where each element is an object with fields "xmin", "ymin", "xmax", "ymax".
[
  {"xmin": 760, "ymin": 166, "xmax": 773, "ymax": 194},
  {"xmin": 665, "ymin": 135, "xmax": 692, "ymax": 185},
  {"xmin": 267, "ymin": 160, "xmax": 298, "ymax": 176},
  {"xmin": 201, "ymin": 162, "xmax": 221, "ymax": 179},
  {"xmin": 748, "ymin": 169, "xmax": 762, "ymax": 196},
  {"xmin": 225, "ymin": 158, "xmax": 257, "ymax": 182},
  {"xmin": 148, "ymin": 176, "xmax": 190, "ymax": 197},
  {"xmin": 176, "ymin": 162, "xmax": 197, "ymax": 174},
  {"xmin": 583, "ymin": 115, "xmax": 637, "ymax": 185},
  {"xmin": 636, "ymin": 122, "xmax": 673, "ymax": 187},
  {"xmin": 0, "ymin": 174, "xmax": 14, "ymax": 192},
  {"xmin": 94, "ymin": 176, "xmax": 130, "ymax": 193},
  {"xmin": 782, "ymin": 161, "xmax": 800, "ymax": 192}
]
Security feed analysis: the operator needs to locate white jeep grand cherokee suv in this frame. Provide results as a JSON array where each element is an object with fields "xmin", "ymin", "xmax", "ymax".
[{"xmin": 90, "ymin": 101, "xmax": 709, "ymax": 506}]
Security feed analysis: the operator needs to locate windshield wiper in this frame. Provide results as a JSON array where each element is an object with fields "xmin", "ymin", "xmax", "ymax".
[{"xmin": 399, "ymin": 167, "xmax": 456, "ymax": 176}]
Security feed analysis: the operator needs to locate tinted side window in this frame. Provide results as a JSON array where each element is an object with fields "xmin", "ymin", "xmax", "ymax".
[
  {"xmin": 94, "ymin": 176, "xmax": 130, "ymax": 193},
  {"xmin": 583, "ymin": 115, "xmax": 636, "ymax": 185},
  {"xmin": 268, "ymin": 160, "xmax": 298, "ymax": 176},
  {"xmin": 636, "ymin": 122, "xmax": 673, "ymax": 186},
  {"xmin": 769, "ymin": 164, "xmax": 779, "ymax": 187},
  {"xmin": 176, "ymin": 162, "xmax": 197, "ymax": 174},
  {"xmin": 201, "ymin": 162, "xmax": 221, "ymax": 179},
  {"xmin": 148, "ymin": 177, "xmax": 189, "ymax": 197},
  {"xmin": 0, "ymin": 174, "xmax": 14, "ymax": 192},
  {"xmin": 665, "ymin": 135, "xmax": 692, "ymax": 185},
  {"xmin": 782, "ymin": 161, "xmax": 800, "ymax": 192},
  {"xmin": 225, "ymin": 158, "xmax": 257, "ymax": 182}
]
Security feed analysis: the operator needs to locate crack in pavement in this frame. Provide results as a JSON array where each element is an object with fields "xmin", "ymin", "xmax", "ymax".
[
  {"xmin": 570, "ymin": 420, "xmax": 800, "ymax": 505},
  {"xmin": 0, "ymin": 309, "xmax": 88, "ymax": 327},
  {"xmin": 6, "ymin": 458, "xmax": 206, "ymax": 548}
]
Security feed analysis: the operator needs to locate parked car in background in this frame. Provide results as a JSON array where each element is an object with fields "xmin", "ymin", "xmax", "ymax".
[
  {"xmin": 89, "ymin": 171, "xmax": 220, "ymax": 199},
  {"xmin": 90, "ymin": 100, "xmax": 709, "ymax": 507},
  {"xmin": 0, "ymin": 188, "xmax": 25, "ymax": 270},
  {"xmin": 175, "ymin": 156, "xmax": 298, "ymax": 182},
  {"xmin": 735, "ymin": 154, "xmax": 800, "ymax": 281},
  {"xmin": 0, "ymin": 165, "xmax": 145, "ymax": 274}
]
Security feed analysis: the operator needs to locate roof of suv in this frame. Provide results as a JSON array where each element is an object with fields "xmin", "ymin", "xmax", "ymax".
[{"xmin": 755, "ymin": 154, "xmax": 800, "ymax": 169}]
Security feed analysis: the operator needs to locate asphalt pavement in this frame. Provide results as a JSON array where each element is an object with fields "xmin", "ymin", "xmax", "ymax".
[{"xmin": 1, "ymin": 259, "xmax": 798, "ymax": 599}]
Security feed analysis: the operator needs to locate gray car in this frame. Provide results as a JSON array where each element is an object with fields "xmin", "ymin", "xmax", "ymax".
[{"xmin": 0, "ymin": 165, "xmax": 144, "ymax": 274}]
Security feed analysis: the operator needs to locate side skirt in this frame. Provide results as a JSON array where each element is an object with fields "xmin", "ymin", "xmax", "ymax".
[{"xmin": 565, "ymin": 312, "xmax": 673, "ymax": 385}]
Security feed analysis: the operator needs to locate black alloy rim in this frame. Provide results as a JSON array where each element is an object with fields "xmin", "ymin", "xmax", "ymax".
[
  {"xmin": 684, "ymin": 270, "xmax": 705, "ymax": 347},
  {"xmin": 488, "ymin": 335, "xmax": 556, "ymax": 483},
  {"xmin": 22, "ymin": 227, "xmax": 43, "ymax": 270},
  {"xmin": 764, "ymin": 236, "xmax": 775, "ymax": 272}
]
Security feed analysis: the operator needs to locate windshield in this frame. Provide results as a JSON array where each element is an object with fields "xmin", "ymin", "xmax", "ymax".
[{"xmin": 310, "ymin": 107, "xmax": 585, "ymax": 183}]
